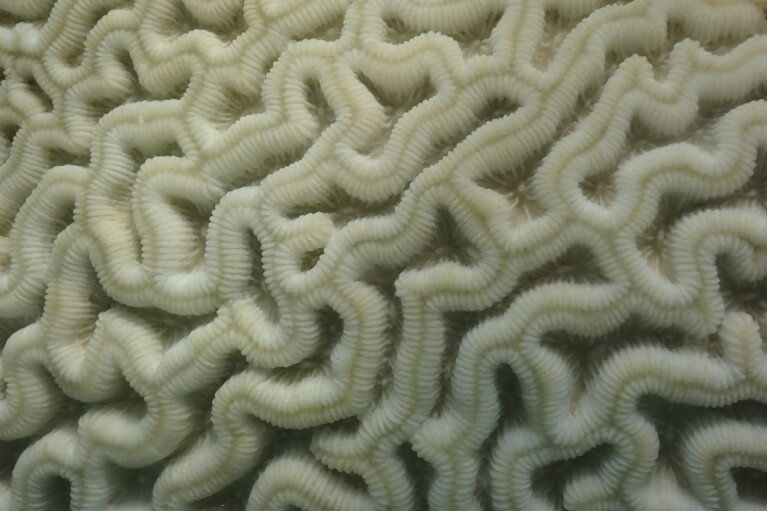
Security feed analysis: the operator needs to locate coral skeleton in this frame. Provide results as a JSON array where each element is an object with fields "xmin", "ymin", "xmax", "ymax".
[{"xmin": 1, "ymin": 0, "xmax": 767, "ymax": 509}]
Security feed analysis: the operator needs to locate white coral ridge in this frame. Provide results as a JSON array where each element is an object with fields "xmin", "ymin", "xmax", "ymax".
[{"xmin": 1, "ymin": 0, "xmax": 767, "ymax": 509}]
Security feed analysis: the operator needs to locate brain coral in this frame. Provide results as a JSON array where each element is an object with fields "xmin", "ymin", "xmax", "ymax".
[{"xmin": 1, "ymin": 0, "xmax": 767, "ymax": 510}]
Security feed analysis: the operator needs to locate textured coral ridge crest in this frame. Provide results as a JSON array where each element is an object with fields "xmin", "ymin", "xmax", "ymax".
[{"xmin": 1, "ymin": 0, "xmax": 767, "ymax": 509}]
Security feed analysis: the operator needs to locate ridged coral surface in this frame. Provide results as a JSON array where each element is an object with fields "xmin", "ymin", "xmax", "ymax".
[{"xmin": 1, "ymin": 0, "xmax": 767, "ymax": 509}]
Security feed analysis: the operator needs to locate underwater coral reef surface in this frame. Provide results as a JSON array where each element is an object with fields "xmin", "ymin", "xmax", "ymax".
[{"xmin": 1, "ymin": 0, "xmax": 767, "ymax": 509}]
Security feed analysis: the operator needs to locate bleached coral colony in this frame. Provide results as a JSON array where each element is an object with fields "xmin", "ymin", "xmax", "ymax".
[{"xmin": 1, "ymin": 0, "xmax": 767, "ymax": 509}]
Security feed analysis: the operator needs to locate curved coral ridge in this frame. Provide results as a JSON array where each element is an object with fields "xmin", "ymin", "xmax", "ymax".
[{"xmin": 1, "ymin": 0, "xmax": 767, "ymax": 509}]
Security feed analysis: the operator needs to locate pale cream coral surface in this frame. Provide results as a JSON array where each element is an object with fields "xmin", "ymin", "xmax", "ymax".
[{"xmin": 1, "ymin": 0, "xmax": 767, "ymax": 510}]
